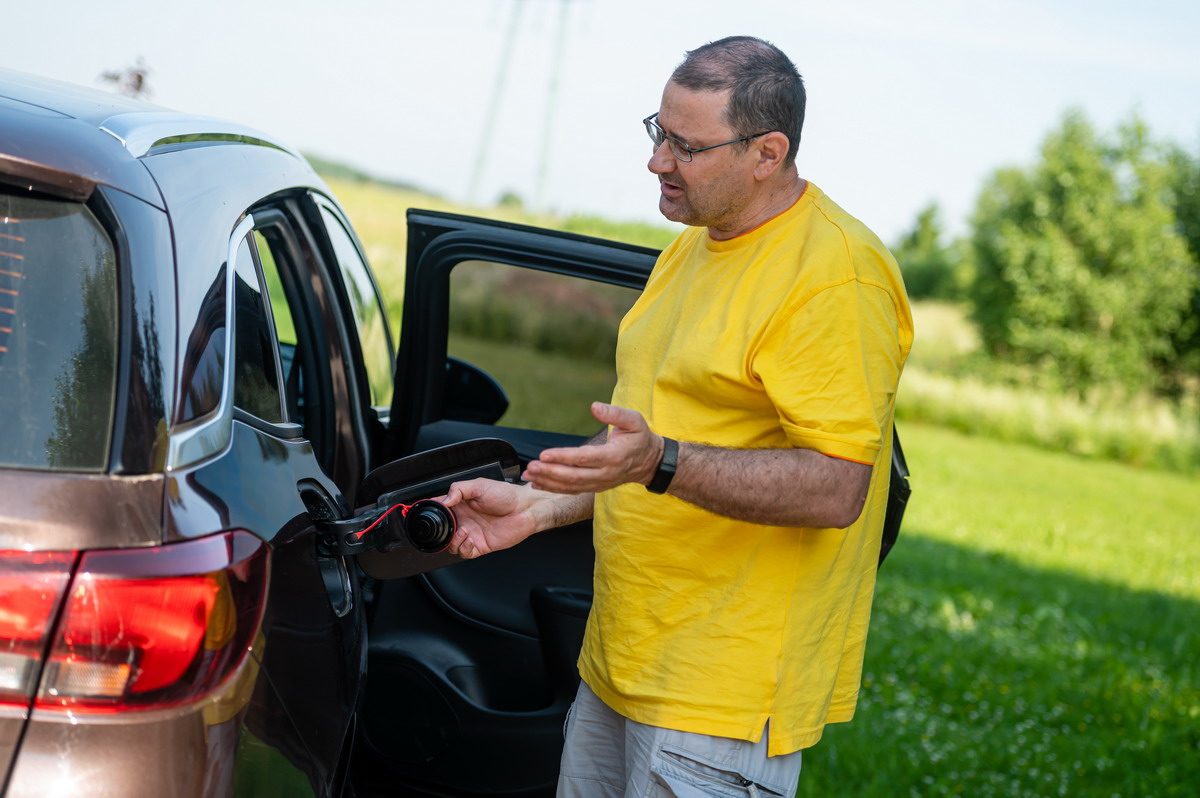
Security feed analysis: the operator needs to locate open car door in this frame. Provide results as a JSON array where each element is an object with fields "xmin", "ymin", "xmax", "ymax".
[{"xmin": 351, "ymin": 211, "xmax": 657, "ymax": 797}]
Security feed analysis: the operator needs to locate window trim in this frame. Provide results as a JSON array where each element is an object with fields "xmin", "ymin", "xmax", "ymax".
[
  {"xmin": 232, "ymin": 229, "xmax": 289, "ymax": 426},
  {"xmin": 232, "ymin": 227, "xmax": 302, "ymax": 439},
  {"xmin": 165, "ymin": 215, "xmax": 250, "ymax": 471},
  {"xmin": 313, "ymin": 195, "xmax": 396, "ymax": 407}
]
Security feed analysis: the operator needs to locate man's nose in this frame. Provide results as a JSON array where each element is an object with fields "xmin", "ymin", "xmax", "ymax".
[{"xmin": 648, "ymin": 140, "xmax": 677, "ymax": 174}]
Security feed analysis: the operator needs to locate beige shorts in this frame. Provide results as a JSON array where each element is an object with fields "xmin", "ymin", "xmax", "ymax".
[{"xmin": 557, "ymin": 681, "xmax": 803, "ymax": 798}]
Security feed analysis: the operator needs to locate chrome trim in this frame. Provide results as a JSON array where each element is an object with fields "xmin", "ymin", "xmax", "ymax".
[
  {"xmin": 166, "ymin": 215, "xmax": 254, "ymax": 471},
  {"xmin": 98, "ymin": 112, "xmax": 300, "ymax": 160}
]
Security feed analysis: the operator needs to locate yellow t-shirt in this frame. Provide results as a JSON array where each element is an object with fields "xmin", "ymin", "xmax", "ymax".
[{"xmin": 579, "ymin": 182, "xmax": 913, "ymax": 755}]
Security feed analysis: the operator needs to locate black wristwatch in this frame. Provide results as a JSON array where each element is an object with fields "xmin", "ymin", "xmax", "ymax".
[{"xmin": 646, "ymin": 436, "xmax": 678, "ymax": 494}]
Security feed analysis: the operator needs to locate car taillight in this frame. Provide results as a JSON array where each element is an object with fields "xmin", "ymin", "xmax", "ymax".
[
  {"xmin": 1, "ymin": 531, "xmax": 268, "ymax": 715},
  {"xmin": 0, "ymin": 551, "xmax": 76, "ymax": 709}
]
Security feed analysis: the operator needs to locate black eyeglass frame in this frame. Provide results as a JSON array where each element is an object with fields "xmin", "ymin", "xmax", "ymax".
[{"xmin": 643, "ymin": 113, "xmax": 773, "ymax": 162}]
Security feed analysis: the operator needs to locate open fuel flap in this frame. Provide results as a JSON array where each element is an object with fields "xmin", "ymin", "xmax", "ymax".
[{"xmin": 316, "ymin": 438, "xmax": 520, "ymax": 579}]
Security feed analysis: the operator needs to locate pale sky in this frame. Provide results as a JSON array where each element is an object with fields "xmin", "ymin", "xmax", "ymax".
[{"xmin": 6, "ymin": 0, "xmax": 1199, "ymax": 244}]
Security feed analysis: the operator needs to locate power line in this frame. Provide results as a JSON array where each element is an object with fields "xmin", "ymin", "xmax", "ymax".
[
  {"xmin": 469, "ymin": 0, "xmax": 527, "ymax": 204},
  {"xmin": 535, "ymin": 0, "xmax": 574, "ymax": 209}
]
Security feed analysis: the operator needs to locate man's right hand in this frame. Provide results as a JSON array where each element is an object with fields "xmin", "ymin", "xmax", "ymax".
[
  {"xmin": 441, "ymin": 478, "xmax": 538, "ymax": 559},
  {"xmin": 441, "ymin": 478, "xmax": 596, "ymax": 560}
]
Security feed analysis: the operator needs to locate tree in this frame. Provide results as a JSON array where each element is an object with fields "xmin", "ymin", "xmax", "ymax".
[
  {"xmin": 968, "ymin": 111, "xmax": 1198, "ymax": 396},
  {"xmin": 892, "ymin": 202, "xmax": 968, "ymax": 301},
  {"xmin": 1164, "ymin": 141, "xmax": 1200, "ymax": 390}
]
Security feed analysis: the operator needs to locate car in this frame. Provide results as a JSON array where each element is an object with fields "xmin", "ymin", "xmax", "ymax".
[{"xmin": 0, "ymin": 68, "xmax": 659, "ymax": 797}]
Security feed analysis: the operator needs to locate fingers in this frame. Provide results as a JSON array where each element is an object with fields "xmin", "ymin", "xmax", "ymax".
[
  {"xmin": 448, "ymin": 525, "xmax": 468, "ymax": 557},
  {"xmin": 523, "ymin": 460, "xmax": 614, "ymax": 494},
  {"xmin": 443, "ymin": 477, "xmax": 503, "ymax": 510},
  {"xmin": 538, "ymin": 443, "xmax": 614, "ymax": 467},
  {"xmin": 532, "ymin": 439, "xmax": 624, "ymax": 492},
  {"xmin": 450, "ymin": 528, "xmax": 480, "ymax": 559},
  {"xmin": 527, "ymin": 401, "xmax": 658, "ymax": 493},
  {"xmin": 448, "ymin": 518, "xmax": 489, "ymax": 559},
  {"xmin": 591, "ymin": 401, "xmax": 645, "ymax": 433}
]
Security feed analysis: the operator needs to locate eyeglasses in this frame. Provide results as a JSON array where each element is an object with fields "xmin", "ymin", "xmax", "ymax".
[{"xmin": 643, "ymin": 113, "xmax": 772, "ymax": 163}]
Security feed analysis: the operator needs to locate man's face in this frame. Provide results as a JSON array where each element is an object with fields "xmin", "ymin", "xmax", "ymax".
[{"xmin": 648, "ymin": 82, "xmax": 758, "ymax": 231}]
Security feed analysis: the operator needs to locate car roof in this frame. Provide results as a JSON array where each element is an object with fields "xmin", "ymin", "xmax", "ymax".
[{"xmin": 0, "ymin": 68, "xmax": 308, "ymax": 209}]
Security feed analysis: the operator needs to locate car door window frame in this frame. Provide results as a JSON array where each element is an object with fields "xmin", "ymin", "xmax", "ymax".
[
  {"xmin": 312, "ymin": 197, "xmax": 396, "ymax": 414},
  {"xmin": 250, "ymin": 195, "xmax": 374, "ymax": 497},
  {"xmin": 388, "ymin": 211, "xmax": 658, "ymax": 460}
]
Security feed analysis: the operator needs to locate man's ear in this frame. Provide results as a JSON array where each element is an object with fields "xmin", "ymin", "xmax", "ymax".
[{"xmin": 753, "ymin": 131, "xmax": 791, "ymax": 180}]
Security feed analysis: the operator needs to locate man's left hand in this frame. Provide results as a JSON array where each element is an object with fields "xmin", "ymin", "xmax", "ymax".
[{"xmin": 523, "ymin": 402, "xmax": 663, "ymax": 494}]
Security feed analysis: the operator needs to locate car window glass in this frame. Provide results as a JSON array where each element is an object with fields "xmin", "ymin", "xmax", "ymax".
[
  {"xmin": 0, "ymin": 190, "xmax": 118, "ymax": 470},
  {"xmin": 318, "ymin": 205, "xmax": 393, "ymax": 408},
  {"xmin": 254, "ymin": 230, "xmax": 296, "ymax": 347},
  {"xmin": 253, "ymin": 220, "xmax": 319, "ymax": 444},
  {"xmin": 178, "ymin": 264, "xmax": 226, "ymax": 423},
  {"xmin": 447, "ymin": 260, "xmax": 639, "ymax": 435},
  {"xmin": 232, "ymin": 235, "xmax": 284, "ymax": 423}
]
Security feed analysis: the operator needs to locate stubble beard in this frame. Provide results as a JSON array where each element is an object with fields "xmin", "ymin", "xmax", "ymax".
[
  {"xmin": 659, "ymin": 184, "xmax": 743, "ymax": 231},
  {"xmin": 658, "ymin": 179, "xmax": 712, "ymax": 228},
  {"xmin": 658, "ymin": 194, "xmax": 693, "ymax": 225}
]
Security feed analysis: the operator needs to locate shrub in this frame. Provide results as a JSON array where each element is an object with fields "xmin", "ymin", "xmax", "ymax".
[
  {"xmin": 892, "ymin": 203, "xmax": 971, "ymax": 301},
  {"xmin": 969, "ymin": 112, "xmax": 1198, "ymax": 397}
]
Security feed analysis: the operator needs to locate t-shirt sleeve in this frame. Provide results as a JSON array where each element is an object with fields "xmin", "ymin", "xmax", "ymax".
[{"xmin": 752, "ymin": 279, "xmax": 905, "ymax": 464}]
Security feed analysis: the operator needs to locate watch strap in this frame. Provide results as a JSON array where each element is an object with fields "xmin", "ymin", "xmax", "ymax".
[{"xmin": 646, "ymin": 436, "xmax": 678, "ymax": 494}]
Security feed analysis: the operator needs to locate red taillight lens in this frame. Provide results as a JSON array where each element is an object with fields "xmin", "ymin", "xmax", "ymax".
[
  {"xmin": 0, "ymin": 551, "xmax": 76, "ymax": 708},
  {"xmin": 27, "ymin": 531, "xmax": 268, "ymax": 714}
]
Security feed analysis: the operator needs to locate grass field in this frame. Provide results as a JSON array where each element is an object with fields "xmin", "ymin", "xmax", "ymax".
[
  {"xmin": 803, "ymin": 423, "xmax": 1199, "ymax": 797},
  {"xmin": 899, "ymin": 303, "xmax": 1200, "ymax": 474}
]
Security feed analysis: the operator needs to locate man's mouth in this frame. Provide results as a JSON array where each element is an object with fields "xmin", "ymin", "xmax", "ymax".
[{"xmin": 659, "ymin": 179, "xmax": 684, "ymax": 199}]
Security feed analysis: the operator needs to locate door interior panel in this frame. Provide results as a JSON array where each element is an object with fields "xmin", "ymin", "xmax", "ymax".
[
  {"xmin": 359, "ymin": 440, "xmax": 594, "ymax": 797},
  {"xmin": 362, "ymin": 428, "xmax": 598, "ymax": 794},
  {"xmin": 359, "ymin": 525, "xmax": 592, "ymax": 796},
  {"xmin": 420, "ymin": 520, "xmax": 594, "ymax": 638}
]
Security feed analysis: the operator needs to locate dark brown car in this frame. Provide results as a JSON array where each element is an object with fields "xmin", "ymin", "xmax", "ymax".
[{"xmin": 0, "ymin": 69, "xmax": 657, "ymax": 797}]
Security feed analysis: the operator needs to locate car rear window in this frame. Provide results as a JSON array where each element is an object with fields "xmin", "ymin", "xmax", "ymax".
[{"xmin": 0, "ymin": 189, "xmax": 117, "ymax": 471}]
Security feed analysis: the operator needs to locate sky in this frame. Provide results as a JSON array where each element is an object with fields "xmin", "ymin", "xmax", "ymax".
[{"xmin": 5, "ymin": 0, "xmax": 1199, "ymax": 244}]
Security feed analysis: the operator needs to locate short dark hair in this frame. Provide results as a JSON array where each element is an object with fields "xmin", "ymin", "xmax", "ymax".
[{"xmin": 671, "ymin": 36, "xmax": 805, "ymax": 166}]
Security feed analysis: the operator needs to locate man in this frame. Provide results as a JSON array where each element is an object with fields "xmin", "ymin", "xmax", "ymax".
[{"xmin": 444, "ymin": 36, "xmax": 913, "ymax": 797}]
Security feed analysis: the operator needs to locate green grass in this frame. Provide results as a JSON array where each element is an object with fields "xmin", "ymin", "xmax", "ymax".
[
  {"xmin": 449, "ymin": 333, "xmax": 616, "ymax": 435},
  {"xmin": 899, "ymin": 302, "xmax": 1200, "ymax": 474},
  {"xmin": 801, "ymin": 423, "xmax": 1200, "ymax": 797}
]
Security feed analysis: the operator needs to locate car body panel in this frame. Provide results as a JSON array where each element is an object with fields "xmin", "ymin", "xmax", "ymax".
[
  {"xmin": 159, "ymin": 419, "xmax": 363, "ymax": 792},
  {"xmin": 136, "ymin": 138, "xmax": 332, "ymax": 430},
  {"xmin": 100, "ymin": 187, "xmax": 177, "ymax": 475},
  {"xmin": 0, "ymin": 472, "xmax": 164, "ymax": 550},
  {"xmin": 5, "ymin": 641, "xmax": 263, "ymax": 798}
]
